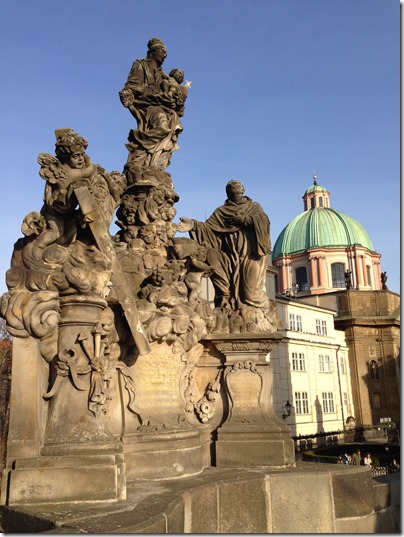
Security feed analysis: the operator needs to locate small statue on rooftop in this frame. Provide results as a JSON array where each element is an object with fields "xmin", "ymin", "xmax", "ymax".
[{"xmin": 344, "ymin": 269, "xmax": 352, "ymax": 289}]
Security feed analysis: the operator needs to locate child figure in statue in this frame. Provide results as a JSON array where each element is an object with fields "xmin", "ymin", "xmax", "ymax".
[
  {"xmin": 162, "ymin": 68, "xmax": 190, "ymax": 117},
  {"xmin": 38, "ymin": 129, "xmax": 96, "ymax": 246},
  {"xmin": 39, "ymin": 129, "xmax": 126, "ymax": 247}
]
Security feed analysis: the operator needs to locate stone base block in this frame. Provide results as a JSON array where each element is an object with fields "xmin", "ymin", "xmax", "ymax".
[
  {"xmin": 123, "ymin": 429, "xmax": 204, "ymax": 480},
  {"xmin": 1, "ymin": 453, "xmax": 126, "ymax": 506},
  {"xmin": 215, "ymin": 429, "xmax": 295, "ymax": 468},
  {"xmin": 2, "ymin": 464, "xmax": 399, "ymax": 533}
]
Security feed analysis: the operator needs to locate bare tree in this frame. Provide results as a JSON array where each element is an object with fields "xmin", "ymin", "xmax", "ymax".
[
  {"xmin": 0, "ymin": 317, "xmax": 12, "ymax": 475},
  {"xmin": 0, "ymin": 317, "xmax": 11, "ymax": 342}
]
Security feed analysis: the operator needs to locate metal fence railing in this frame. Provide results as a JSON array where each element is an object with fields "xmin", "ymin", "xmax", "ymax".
[{"xmin": 371, "ymin": 466, "xmax": 388, "ymax": 477}]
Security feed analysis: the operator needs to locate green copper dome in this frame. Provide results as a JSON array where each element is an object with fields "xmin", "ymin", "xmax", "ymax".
[
  {"xmin": 272, "ymin": 208, "xmax": 375, "ymax": 259},
  {"xmin": 305, "ymin": 182, "xmax": 328, "ymax": 193}
]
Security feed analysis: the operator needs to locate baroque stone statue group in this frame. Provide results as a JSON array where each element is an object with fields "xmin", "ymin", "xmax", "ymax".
[{"xmin": 0, "ymin": 38, "xmax": 292, "ymax": 505}]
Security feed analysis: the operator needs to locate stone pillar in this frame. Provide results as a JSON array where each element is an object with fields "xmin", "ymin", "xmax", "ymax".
[
  {"xmin": 281, "ymin": 262, "xmax": 288, "ymax": 293},
  {"xmin": 374, "ymin": 262, "xmax": 382, "ymax": 290},
  {"xmin": 4, "ymin": 337, "xmax": 48, "ymax": 461},
  {"xmin": 208, "ymin": 334, "xmax": 295, "ymax": 468},
  {"xmin": 310, "ymin": 256, "xmax": 318, "ymax": 289},
  {"xmin": 355, "ymin": 255, "xmax": 364, "ymax": 287},
  {"xmin": 362, "ymin": 256, "xmax": 368, "ymax": 286},
  {"xmin": 318, "ymin": 256, "xmax": 327, "ymax": 288},
  {"xmin": 2, "ymin": 294, "xmax": 126, "ymax": 506}
]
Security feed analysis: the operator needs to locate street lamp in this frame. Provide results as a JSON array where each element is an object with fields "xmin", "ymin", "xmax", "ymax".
[{"xmin": 282, "ymin": 400, "xmax": 292, "ymax": 419}]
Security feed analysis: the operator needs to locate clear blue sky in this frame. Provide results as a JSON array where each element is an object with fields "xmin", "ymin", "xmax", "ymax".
[{"xmin": 0, "ymin": 0, "xmax": 400, "ymax": 294}]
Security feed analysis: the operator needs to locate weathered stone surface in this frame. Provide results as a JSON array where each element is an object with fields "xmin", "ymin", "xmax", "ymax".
[
  {"xmin": 269, "ymin": 471, "xmax": 335, "ymax": 533},
  {"xmin": 216, "ymin": 434, "xmax": 294, "ymax": 468},
  {"xmin": 217, "ymin": 477, "xmax": 269, "ymax": 533},
  {"xmin": 5, "ymin": 464, "xmax": 124, "ymax": 505},
  {"xmin": 182, "ymin": 486, "xmax": 218, "ymax": 533},
  {"xmin": 372, "ymin": 481, "xmax": 391, "ymax": 511},
  {"xmin": 123, "ymin": 429, "xmax": 204, "ymax": 481},
  {"xmin": 5, "ymin": 337, "xmax": 47, "ymax": 460},
  {"xmin": 332, "ymin": 467, "xmax": 376, "ymax": 517},
  {"xmin": 0, "ymin": 465, "xmax": 399, "ymax": 534}
]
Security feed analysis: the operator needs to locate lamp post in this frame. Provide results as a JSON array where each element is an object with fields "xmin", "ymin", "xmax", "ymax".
[{"xmin": 282, "ymin": 400, "xmax": 292, "ymax": 419}]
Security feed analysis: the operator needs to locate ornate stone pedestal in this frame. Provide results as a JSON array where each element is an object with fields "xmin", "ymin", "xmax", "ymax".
[
  {"xmin": 208, "ymin": 334, "xmax": 295, "ymax": 468},
  {"xmin": 120, "ymin": 341, "xmax": 205, "ymax": 480}
]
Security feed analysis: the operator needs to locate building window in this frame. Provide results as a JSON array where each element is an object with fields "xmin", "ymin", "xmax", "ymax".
[
  {"xmin": 331, "ymin": 263, "xmax": 345, "ymax": 288},
  {"xmin": 369, "ymin": 360, "xmax": 379, "ymax": 380},
  {"xmin": 289, "ymin": 314, "xmax": 295, "ymax": 330},
  {"xmin": 295, "ymin": 267, "xmax": 309, "ymax": 291},
  {"xmin": 311, "ymin": 197, "xmax": 315, "ymax": 209},
  {"xmin": 319, "ymin": 196, "xmax": 323, "ymax": 207},
  {"xmin": 292, "ymin": 352, "xmax": 306, "ymax": 371},
  {"xmin": 322, "ymin": 392, "xmax": 335, "ymax": 413},
  {"xmin": 289, "ymin": 314, "xmax": 302, "ymax": 332},
  {"xmin": 366, "ymin": 265, "xmax": 372, "ymax": 286},
  {"xmin": 317, "ymin": 320, "xmax": 326, "ymax": 335},
  {"xmin": 339, "ymin": 355, "xmax": 346, "ymax": 375},
  {"xmin": 315, "ymin": 319, "xmax": 327, "ymax": 336},
  {"xmin": 294, "ymin": 392, "xmax": 309, "ymax": 414},
  {"xmin": 319, "ymin": 354, "xmax": 332, "ymax": 373},
  {"xmin": 343, "ymin": 392, "xmax": 348, "ymax": 407}
]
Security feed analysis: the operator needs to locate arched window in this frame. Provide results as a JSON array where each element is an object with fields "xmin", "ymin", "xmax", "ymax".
[
  {"xmin": 331, "ymin": 263, "xmax": 345, "ymax": 288},
  {"xmin": 295, "ymin": 266, "xmax": 308, "ymax": 291},
  {"xmin": 310, "ymin": 197, "xmax": 315, "ymax": 209},
  {"xmin": 319, "ymin": 196, "xmax": 323, "ymax": 207}
]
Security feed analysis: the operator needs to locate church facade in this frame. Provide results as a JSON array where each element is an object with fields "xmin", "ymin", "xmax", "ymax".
[
  {"xmin": 272, "ymin": 177, "xmax": 383, "ymax": 296},
  {"xmin": 271, "ymin": 177, "xmax": 400, "ymax": 431}
]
